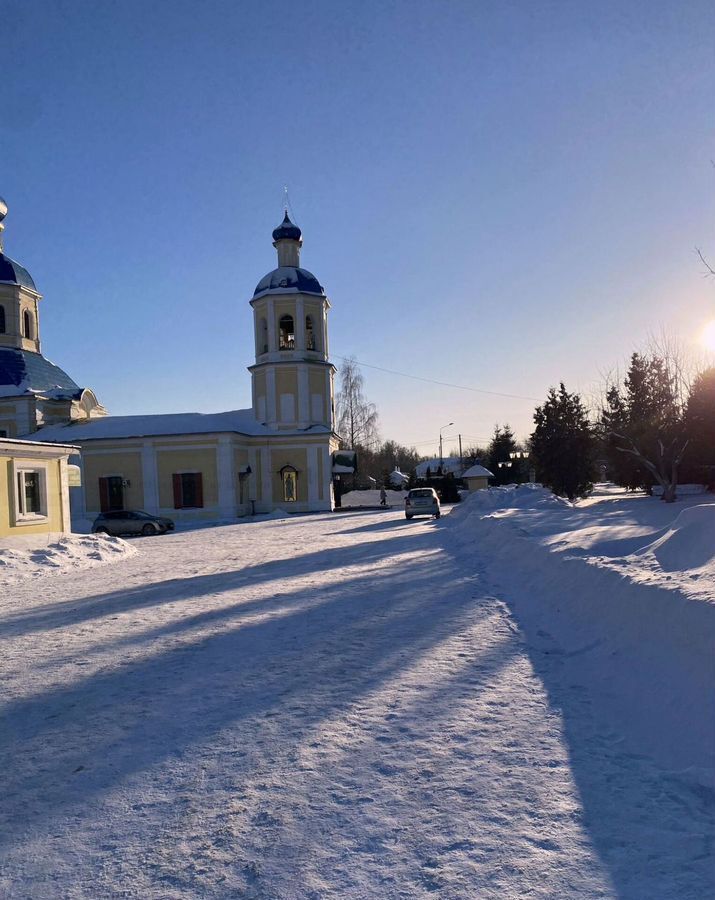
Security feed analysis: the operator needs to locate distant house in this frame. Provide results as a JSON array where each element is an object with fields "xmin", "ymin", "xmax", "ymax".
[
  {"xmin": 415, "ymin": 457, "xmax": 464, "ymax": 479},
  {"xmin": 0, "ymin": 437, "xmax": 78, "ymax": 536},
  {"xmin": 387, "ymin": 467, "xmax": 409, "ymax": 488},
  {"xmin": 462, "ymin": 464, "xmax": 494, "ymax": 492}
]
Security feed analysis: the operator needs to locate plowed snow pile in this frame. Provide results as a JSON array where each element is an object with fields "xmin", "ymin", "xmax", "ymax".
[
  {"xmin": 0, "ymin": 533, "xmax": 136, "ymax": 585},
  {"xmin": 447, "ymin": 484, "xmax": 715, "ymax": 786}
]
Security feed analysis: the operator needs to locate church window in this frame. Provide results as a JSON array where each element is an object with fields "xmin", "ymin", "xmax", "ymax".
[
  {"xmin": 306, "ymin": 315, "xmax": 316, "ymax": 351},
  {"xmin": 0, "ymin": 306, "xmax": 5, "ymax": 333},
  {"xmin": 172, "ymin": 472, "xmax": 204, "ymax": 509},
  {"xmin": 22, "ymin": 310, "xmax": 33, "ymax": 339},
  {"xmin": 279, "ymin": 315, "xmax": 294, "ymax": 350},
  {"xmin": 280, "ymin": 465, "xmax": 298, "ymax": 502}
]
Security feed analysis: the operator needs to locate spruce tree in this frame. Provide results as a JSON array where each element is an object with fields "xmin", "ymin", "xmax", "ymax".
[
  {"xmin": 684, "ymin": 367, "xmax": 715, "ymax": 487},
  {"xmin": 488, "ymin": 424, "xmax": 520, "ymax": 485},
  {"xmin": 531, "ymin": 384, "xmax": 596, "ymax": 500}
]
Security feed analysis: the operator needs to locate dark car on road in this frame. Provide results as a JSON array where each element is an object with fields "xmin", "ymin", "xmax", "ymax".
[{"xmin": 92, "ymin": 510, "xmax": 175, "ymax": 537}]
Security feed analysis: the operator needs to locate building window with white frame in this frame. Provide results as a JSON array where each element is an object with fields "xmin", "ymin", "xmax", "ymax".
[{"xmin": 15, "ymin": 467, "xmax": 47, "ymax": 520}]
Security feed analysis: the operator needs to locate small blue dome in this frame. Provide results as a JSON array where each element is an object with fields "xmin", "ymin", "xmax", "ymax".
[
  {"xmin": 253, "ymin": 266, "xmax": 324, "ymax": 297},
  {"xmin": 272, "ymin": 212, "xmax": 302, "ymax": 242},
  {"xmin": 0, "ymin": 252, "xmax": 36, "ymax": 291}
]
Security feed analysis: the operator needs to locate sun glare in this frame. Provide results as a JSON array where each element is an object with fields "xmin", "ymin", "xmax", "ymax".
[{"xmin": 700, "ymin": 319, "xmax": 715, "ymax": 353}]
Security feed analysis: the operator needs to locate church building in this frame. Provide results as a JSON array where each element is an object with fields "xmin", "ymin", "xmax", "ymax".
[{"xmin": 0, "ymin": 197, "xmax": 341, "ymax": 524}]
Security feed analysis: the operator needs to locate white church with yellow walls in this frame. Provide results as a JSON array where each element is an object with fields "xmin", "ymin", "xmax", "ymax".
[{"xmin": 0, "ymin": 197, "xmax": 341, "ymax": 524}]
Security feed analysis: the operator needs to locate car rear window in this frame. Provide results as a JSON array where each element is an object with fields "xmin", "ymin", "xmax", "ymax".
[{"xmin": 410, "ymin": 489, "xmax": 434, "ymax": 498}]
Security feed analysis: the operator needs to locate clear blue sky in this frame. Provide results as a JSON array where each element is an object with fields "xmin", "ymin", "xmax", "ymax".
[{"xmin": 3, "ymin": 0, "xmax": 713, "ymax": 456}]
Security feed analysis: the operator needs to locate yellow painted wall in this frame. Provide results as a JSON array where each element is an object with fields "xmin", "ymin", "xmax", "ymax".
[
  {"xmin": 83, "ymin": 451, "xmax": 144, "ymax": 511},
  {"xmin": 0, "ymin": 455, "xmax": 65, "ymax": 536},
  {"xmin": 269, "ymin": 447, "xmax": 308, "ymax": 503},
  {"xmin": 157, "ymin": 448, "xmax": 218, "ymax": 508},
  {"xmin": 275, "ymin": 368, "xmax": 298, "ymax": 395}
]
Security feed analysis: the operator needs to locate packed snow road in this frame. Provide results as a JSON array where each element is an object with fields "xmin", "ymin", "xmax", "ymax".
[{"xmin": 0, "ymin": 509, "xmax": 711, "ymax": 898}]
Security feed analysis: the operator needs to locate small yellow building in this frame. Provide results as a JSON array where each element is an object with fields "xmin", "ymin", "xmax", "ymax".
[
  {"xmin": 462, "ymin": 464, "xmax": 494, "ymax": 491},
  {"xmin": 0, "ymin": 437, "xmax": 78, "ymax": 537}
]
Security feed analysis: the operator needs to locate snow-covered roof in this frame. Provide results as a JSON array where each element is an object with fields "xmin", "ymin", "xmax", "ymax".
[
  {"xmin": 463, "ymin": 464, "xmax": 494, "ymax": 479},
  {"xmin": 415, "ymin": 457, "xmax": 464, "ymax": 477},
  {"xmin": 388, "ymin": 468, "xmax": 409, "ymax": 484},
  {"xmin": 27, "ymin": 408, "xmax": 320, "ymax": 442}
]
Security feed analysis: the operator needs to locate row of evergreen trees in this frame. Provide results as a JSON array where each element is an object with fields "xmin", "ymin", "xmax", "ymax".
[{"xmin": 530, "ymin": 353, "xmax": 715, "ymax": 501}]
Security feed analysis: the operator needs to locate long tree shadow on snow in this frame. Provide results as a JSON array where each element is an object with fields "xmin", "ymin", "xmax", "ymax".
[
  {"xmin": 0, "ymin": 526, "xmax": 493, "ymax": 853},
  {"xmin": 492, "ymin": 578, "xmax": 715, "ymax": 899},
  {"xmin": 0, "ymin": 525, "xmax": 435, "ymax": 638}
]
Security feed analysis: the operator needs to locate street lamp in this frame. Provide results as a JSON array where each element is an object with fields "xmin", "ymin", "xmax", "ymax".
[{"xmin": 439, "ymin": 422, "xmax": 454, "ymax": 466}]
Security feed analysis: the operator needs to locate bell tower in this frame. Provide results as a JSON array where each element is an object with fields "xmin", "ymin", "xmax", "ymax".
[
  {"xmin": 249, "ymin": 211, "xmax": 335, "ymax": 431},
  {"xmin": 0, "ymin": 198, "xmax": 42, "ymax": 355}
]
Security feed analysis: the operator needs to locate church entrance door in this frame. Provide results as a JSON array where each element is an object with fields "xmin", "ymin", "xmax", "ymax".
[{"xmin": 99, "ymin": 476, "xmax": 125, "ymax": 512}]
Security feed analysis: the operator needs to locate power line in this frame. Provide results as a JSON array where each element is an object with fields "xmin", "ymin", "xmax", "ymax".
[{"xmin": 333, "ymin": 355, "xmax": 541, "ymax": 403}]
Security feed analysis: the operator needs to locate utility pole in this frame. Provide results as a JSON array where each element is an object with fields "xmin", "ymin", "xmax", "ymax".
[{"xmin": 458, "ymin": 434, "xmax": 463, "ymax": 470}]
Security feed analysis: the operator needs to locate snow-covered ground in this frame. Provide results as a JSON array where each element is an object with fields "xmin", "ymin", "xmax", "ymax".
[
  {"xmin": 340, "ymin": 488, "xmax": 407, "ymax": 507},
  {"xmin": 0, "ymin": 488, "xmax": 713, "ymax": 898}
]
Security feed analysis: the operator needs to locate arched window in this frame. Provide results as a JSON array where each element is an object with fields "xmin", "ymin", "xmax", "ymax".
[
  {"xmin": 22, "ymin": 310, "xmax": 33, "ymax": 340},
  {"xmin": 259, "ymin": 317, "xmax": 268, "ymax": 354},
  {"xmin": 0, "ymin": 306, "xmax": 5, "ymax": 334},
  {"xmin": 305, "ymin": 315, "xmax": 316, "ymax": 351},
  {"xmin": 279, "ymin": 315, "xmax": 294, "ymax": 350}
]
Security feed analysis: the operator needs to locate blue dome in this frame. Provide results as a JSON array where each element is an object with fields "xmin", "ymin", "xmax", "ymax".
[
  {"xmin": 0, "ymin": 252, "xmax": 36, "ymax": 291},
  {"xmin": 272, "ymin": 212, "xmax": 302, "ymax": 242},
  {"xmin": 253, "ymin": 266, "xmax": 324, "ymax": 297},
  {"xmin": 0, "ymin": 348, "xmax": 80, "ymax": 397}
]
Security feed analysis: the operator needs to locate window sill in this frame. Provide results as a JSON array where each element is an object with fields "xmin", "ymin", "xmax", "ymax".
[{"xmin": 15, "ymin": 513, "xmax": 49, "ymax": 525}]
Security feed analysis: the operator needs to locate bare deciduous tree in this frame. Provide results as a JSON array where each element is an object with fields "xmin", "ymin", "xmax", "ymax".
[{"xmin": 335, "ymin": 356, "xmax": 379, "ymax": 450}]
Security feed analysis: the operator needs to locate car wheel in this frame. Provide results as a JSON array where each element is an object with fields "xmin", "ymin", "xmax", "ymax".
[
  {"xmin": 405, "ymin": 514, "xmax": 413, "ymax": 520},
  {"xmin": 435, "ymin": 511, "xmax": 441, "ymax": 519},
  {"xmin": 141, "ymin": 523, "xmax": 156, "ymax": 536},
  {"xmin": 95, "ymin": 527, "xmax": 109, "ymax": 535}
]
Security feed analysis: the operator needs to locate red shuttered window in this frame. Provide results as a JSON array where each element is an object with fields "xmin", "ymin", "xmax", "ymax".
[{"xmin": 173, "ymin": 472, "xmax": 204, "ymax": 509}]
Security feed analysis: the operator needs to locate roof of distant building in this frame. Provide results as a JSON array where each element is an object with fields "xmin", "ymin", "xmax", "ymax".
[
  {"xmin": 0, "ymin": 348, "xmax": 81, "ymax": 399},
  {"xmin": 415, "ymin": 457, "xmax": 464, "ymax": 477},
  {"xmin": 462, "ymin": 464, "xmax": 494, "ymax": 479}
]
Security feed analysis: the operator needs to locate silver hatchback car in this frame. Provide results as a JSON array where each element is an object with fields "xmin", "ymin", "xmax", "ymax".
[{"xmin": 405, "ymin": 487, "xmax": 441, "ymax": 520}]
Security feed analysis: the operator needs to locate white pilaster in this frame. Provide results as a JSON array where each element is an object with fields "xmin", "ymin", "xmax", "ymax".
[
  {"xmin": 323, "ymin": 446, "xmax": 334, "ymax": 508},
  {"xmin": 141, "ymin": 441, "xmax": 160, "ymax": 514},
  {"xmin": 217, "ymin": 435, "xmax": 236, "ymax": 518},
  {"xmin": 295, "ymin": 296, "xmax": 305, "ymax": 349},
  {"xmin": 59, "ymin": 456, "xmax": 72, "ymax": 532},
  {"xmin": 308, "ymin": 446, "xmax": 319, "ymax": 502},
  {"xmin": 261, "ymin": 446, "xmax": 272, "ymax": 508},
  {"xmin": 268, "ymin": 305, "xmax": 278, "ymax": 352},
  {"xmin": 324, "ymin": 368, "xmax": 333, "ymax": 428}
]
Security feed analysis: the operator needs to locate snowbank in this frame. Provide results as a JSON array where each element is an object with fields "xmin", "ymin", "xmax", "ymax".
[
  {"xmin": 446, "ymin": 485, "xmax": 715, "ymax": 786},
  {"xmin": 0, "ymin": 533, "xmax": 136, "ymax": 586}
]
